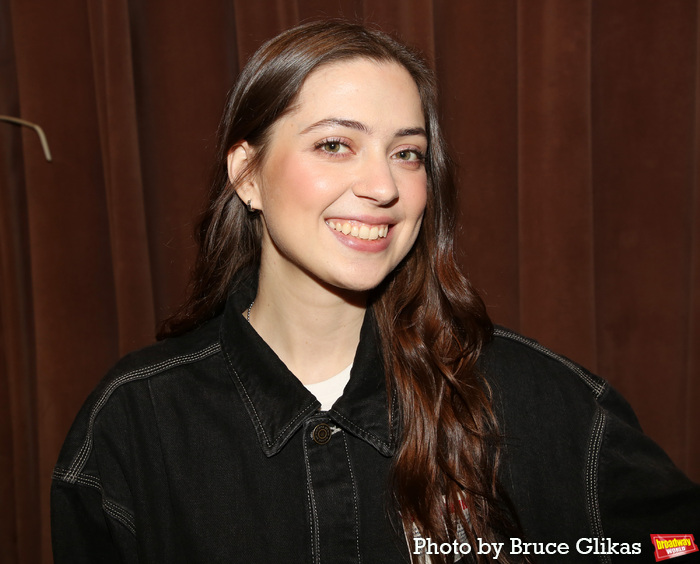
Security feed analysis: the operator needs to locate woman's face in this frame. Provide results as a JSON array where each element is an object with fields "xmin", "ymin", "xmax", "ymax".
[{"xmin": 238, "ymin": 58, "xmax": 428, "ymax": 294}]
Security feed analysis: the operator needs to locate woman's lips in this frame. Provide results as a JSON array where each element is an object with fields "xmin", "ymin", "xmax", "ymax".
[{"xmin": 326, "ymin": 219, "xmax": 390, "ymax": 241}]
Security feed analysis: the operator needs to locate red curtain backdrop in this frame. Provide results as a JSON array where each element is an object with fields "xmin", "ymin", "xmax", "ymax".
[{"xmin": 1, "ymin": 1, "xmax": 698, "ymax": 562}]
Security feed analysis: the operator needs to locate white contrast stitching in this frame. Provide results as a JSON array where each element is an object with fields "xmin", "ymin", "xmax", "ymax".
[
  {"xmin": 101, "ymin": 499, "xmax": 132, "ymax": 526},
  {"xmin": 222, "ymin": 348, "xmax": 271, "ymax": 445},
  {"xmin": 389, "ymin": 387, "xmax": 398, "ymax": 446},
  {"xmin": 304, "ymin": 482, "xmax": 316, "ymax": 563},
  {"xmin": 331, "ymin": 411, "xmax": 390, "ymax": 451},
  {"xmin": 585, "ymin": 409, "xmax": 610, "ymax": 564},
  {"xmin": 65, "ymin": 343, "xmax": 221, "ymax": 482},
  {"xmin": 493, "ymin": 328, "xmax": 606, "ymax": 397},
  {"xmin": 303, "ymin": 430, "xmax": 321, "ymax": 564},
  {"xmin": 223, "ymin": 346, "xmax": 318, "ymax": 448},
  {"xmin": 342, "ymin": 432, "xmax": 362, "ymax": 564},
  {"xmin": 103, "ymin": 499, "xmax": 136, "ymax": 534},
  {"xmin": 273, "ymin": 402, "xmax": 319, "ymax": 442},
  {"xmin": 53, "ymin": 467, "xmax": 136, "ymax": 535}
]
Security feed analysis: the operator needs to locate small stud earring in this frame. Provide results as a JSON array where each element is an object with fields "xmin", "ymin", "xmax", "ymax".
[{"xmin": 246, "ymin": 199, "xmax": 254, "ymax": 213}]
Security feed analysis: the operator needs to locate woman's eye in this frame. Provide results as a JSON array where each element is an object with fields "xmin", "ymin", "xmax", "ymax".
[
  {"xmin": 324, "ymin": 142, "xmax": 342, "ymax": 153},
  {"xmin": 316, "ymin": 140, "xmax": 350, "ymax": 154},
  {"xmin": 394, "ymin": 149, "xmax": 424, "ymax": 162}
]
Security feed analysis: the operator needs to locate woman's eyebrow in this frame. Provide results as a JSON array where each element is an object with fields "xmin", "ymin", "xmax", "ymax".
[
  {"xmin": 396, "ymin": 127, "xmax": 427, "ymax": 139},
  {"xmin": 300, "ymin": 117, "xmax": 426, "ymax": 139},
  {"xmin": 300, "ymin": 118, "xmax": 370, "ymax": 134}
]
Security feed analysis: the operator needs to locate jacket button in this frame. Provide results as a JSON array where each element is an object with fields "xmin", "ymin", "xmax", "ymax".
[{"xmin": 312, "ymin": 423, "xmax": 332, "ymax": 445}]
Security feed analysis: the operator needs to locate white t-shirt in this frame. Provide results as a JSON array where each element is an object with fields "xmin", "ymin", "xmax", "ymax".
[{"xmin": 304, "ymin": 364, "xmax": 352, "ymax": 411}]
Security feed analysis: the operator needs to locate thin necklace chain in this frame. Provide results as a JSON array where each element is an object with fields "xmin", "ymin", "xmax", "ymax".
[{"xmin": 246, "ymin": 300, "xmax": 254, "ymax": 323}]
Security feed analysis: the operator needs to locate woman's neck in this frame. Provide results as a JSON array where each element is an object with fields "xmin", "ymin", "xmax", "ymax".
[{"xmin": 248, "ymin": 261, "xmax": 367, "ymax": 385}]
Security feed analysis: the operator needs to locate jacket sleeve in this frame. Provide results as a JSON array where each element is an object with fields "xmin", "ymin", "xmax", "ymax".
[
  {"xmin": 484, "ymin": 329, "xmax": 700, "ymax": 561},
  {"xmin": 51, "ymin": 478, "xmax": 135, "ymax": 564},
  {"xmin": 51, "ymin": 377, "xmax": 140, "ymax": 563},
  {"xmin": 596, "ymin": 384, "xmax": 700, "ymax": 561}
]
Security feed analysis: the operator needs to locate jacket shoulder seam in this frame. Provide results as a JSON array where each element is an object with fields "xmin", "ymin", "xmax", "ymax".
[
  {"xmin": 63, "ymin": 342, "xmax": 221, "ymax": 482},
  {"xmin": 492, "ymin": 327, "xmax": 607, "ymax": 398},
  {"xmin": 52, "ymin": 466, "xmax": 137, "ymax": 536}
]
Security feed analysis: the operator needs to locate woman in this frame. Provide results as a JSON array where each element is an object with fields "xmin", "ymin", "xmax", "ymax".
[{"xmin": 52, "ymin": 20, "xmax": 699, "ymax": 563}]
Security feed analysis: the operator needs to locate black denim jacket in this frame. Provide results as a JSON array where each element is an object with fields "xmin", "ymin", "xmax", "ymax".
[{"xmin": 52, "ymin": 281, "xmax": 700, "ymax": 563}]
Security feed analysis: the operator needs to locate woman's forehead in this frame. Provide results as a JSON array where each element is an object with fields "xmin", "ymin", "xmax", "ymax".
[{"xmin": 285, "ymin": 59, "xmax": 425, "ymax": 131}]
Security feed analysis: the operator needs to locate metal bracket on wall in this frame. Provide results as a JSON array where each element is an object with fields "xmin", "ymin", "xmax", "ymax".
[{"xmin": 0, "ymin": 115, "xmax": 52, "ymax": 162}]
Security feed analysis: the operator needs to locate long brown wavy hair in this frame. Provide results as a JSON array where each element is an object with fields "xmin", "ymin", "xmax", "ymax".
[{"xmin": 159, "ymin": 20, "xmax": 522, "ymax": 563}]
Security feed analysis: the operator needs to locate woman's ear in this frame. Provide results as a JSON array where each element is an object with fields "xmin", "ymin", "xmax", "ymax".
[{"xmin": 227, "ymin": 141, "xmax": 261, "ymax": 211}]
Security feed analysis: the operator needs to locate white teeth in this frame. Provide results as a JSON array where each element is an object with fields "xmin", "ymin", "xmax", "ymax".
[{"xmin": 327, "ymin": 220, "xmax": 389, "ymax": 240}]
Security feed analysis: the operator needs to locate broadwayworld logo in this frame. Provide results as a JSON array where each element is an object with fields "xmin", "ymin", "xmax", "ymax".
[{"xmin": 651, "ymin": 535, "xmax": 698, "ymax": 561}]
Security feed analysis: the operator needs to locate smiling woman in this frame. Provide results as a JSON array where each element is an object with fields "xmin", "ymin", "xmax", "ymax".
[
  {"xmin": 230, "ymin": 60, "xmax": 427, "ymax": 315},
  {"xmin": 50, "ymin": 19, "xmax": 700, "ymax": 564}
]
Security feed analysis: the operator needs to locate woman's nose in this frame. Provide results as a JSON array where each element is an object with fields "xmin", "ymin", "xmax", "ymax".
[{"xmin": 351, "ymin": 155, "xmax": 400, "ymax": 206}]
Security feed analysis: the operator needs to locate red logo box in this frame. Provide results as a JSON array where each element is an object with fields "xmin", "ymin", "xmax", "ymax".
[{"xmin": 651, "ymin": 535, "xmax": 699, "ymax": 561}]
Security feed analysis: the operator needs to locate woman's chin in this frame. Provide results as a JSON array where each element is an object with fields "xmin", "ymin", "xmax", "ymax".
[{"xmin": 315, "ymin": 272, "xmax": 389, "ymax": 299}]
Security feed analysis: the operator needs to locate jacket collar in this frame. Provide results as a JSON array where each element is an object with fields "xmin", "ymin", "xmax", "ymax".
[{"xmin": 219, "ymin": 275, "xmax": 397, "ymax": 458}]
